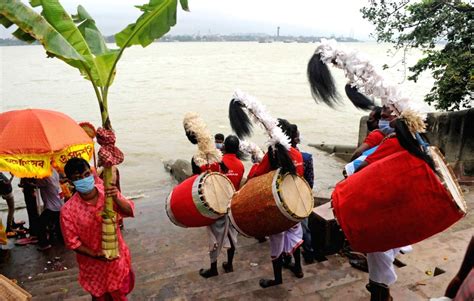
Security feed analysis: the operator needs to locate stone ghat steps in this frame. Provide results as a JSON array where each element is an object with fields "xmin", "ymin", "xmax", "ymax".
[
  {"xmin": 23, "ymin": 245, "xmax": 463, "ymax": 300},
  {"xmin": 20, "ymin": 188, "xmax": 473, "ymax": 300}
]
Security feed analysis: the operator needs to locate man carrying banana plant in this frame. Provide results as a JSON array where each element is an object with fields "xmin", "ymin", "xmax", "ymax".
[{"xmin": 61, "ymin": 158, "xmax": 135, "ymax": 300}]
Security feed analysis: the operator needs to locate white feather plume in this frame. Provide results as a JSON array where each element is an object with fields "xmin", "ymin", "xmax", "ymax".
[
  {"xmin": 315, "ymin": 39, "xmax": 425, "ymax": 121},
  {"xmin": 232, "ymin": 90, "xmax": 291, "ymax": 150}
]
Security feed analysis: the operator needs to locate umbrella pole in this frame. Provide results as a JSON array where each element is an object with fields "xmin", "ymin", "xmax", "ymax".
[{"xmin": 102, "ymin": 167, "xmax": 119, "ymax": 259}]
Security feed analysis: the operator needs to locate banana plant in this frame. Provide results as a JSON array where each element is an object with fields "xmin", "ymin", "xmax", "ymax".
[{"xmin": 0, "ymin": 0, "xmax": 189, "ymax": 258}]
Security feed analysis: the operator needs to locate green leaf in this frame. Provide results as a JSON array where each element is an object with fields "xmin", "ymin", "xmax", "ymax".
[
  {"xmin": 34, "ymin": 0, "xmax": 118, "ymax": 87},
  {"xmin": 74, "ymin": 5, "xmax": 109, "ymax": 55},
  {"xmin": 12, "ymin": 27, "xmax": 36, "ymax": 42},
  {"xmin": 179, "ymin": 0, "xmax": 189, "ymax": 11},
  {"xmin": 115, "ymin": 0, "xmax": 187, "ymax": 48},
  {"xmin": 0, "ymin": 0, "xmax": 85, "ymax": 64},
  {"xmin": 0, "ymin": 15, "xmax": 13, "ymax": 27}
]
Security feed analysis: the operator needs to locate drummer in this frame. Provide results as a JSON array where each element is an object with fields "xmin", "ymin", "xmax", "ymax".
[
  {"xmin": 351, "ymin": 118, "xmax": 435, "ymax": 300},
  {"xmin": 248, "ymin": 119, "xmax": 305, "ymax": 288},
  {"xmin": 197, "ymin": 136, "xmax": 244, "ymax": 278}
]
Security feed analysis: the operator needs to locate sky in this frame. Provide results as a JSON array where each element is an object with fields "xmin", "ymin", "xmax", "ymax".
[{"xmin": 0, "ymin": 0, "xmax": 375, "ymax": 39}]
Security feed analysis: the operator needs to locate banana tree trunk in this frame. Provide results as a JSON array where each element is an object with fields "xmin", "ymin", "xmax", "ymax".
[
  {"xmin": 100, "ymin": 105, "xmax": 119, "ymax": 259},
  {"xmin": 102, "ymin": 167, "xmax": 119, "ymax": 259}
]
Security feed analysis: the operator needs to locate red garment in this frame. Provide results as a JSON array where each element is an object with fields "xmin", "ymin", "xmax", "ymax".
[
  {"xmin": 222, "ymin": 153, "xmax": 245, "ymax": 190},
  {"xmin": 365, "ymin": 136, "xmax": 404, "ymax": 165},
  {"xmin": 199, "ymin": 162, "xmax": 221, "ymax": 173},
  {"xmin": 93, "ymin": 270, "xmax": 135, "ymax": 301},
  {"xmin": 248, "ymin": 147, "xmax": 304, "ymax": 179},
  {"xmin": 60, "ymin": 184, "xmax": 134, "ymax": 297},
  {"xmin": 363, "ymin": 129, "xmax": 385, "ymax": 148}
]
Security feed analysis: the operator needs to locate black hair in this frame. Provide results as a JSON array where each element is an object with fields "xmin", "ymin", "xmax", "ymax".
[
  {"xmin": 307, "ymin": 53, "xmax": 340, "ymax": 107},
  {"xmin": 229, "ymin": 99, "xmax": 253, "ymax": 139},
  {"xmin": 185, "ymin": 130, "xmax": 198, "ymax": 144},
  {"xmin": 214, "ymin": 133, "xmax": 225, "ymax": 141},
  {"xmin": 344, "ymin": 84, "xmax": 375, "ymax": 111},
  {"xmin": 372, "ymin": 106, "xmax": 382, "ymax": 120},
  {"xmin": 224, "ymin": 135, "xmax": 240, "ymax": 154},
  {"xmin": 394, "ymin": 119, "xmax": 436, "ymax": 171},
  {"xmin": 64, "ymin": 157, "xmax": 90, "ymax": 180}
]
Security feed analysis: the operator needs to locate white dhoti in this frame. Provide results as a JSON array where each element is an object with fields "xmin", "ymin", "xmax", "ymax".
[
  {"xmin": 367, "ymin": 248, "xmax": 401, "ymax": 285},
  {"xmin": 270, "ymin": 223, "xmax": 303, "ymax": 259},
  {"xmin": 207, "ymin": 216, "xmax": 238, "ymax": 263}
]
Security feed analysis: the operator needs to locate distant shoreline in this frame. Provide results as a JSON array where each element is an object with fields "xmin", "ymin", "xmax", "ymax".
[{"xmin": 0, "ymin": 35, "xmax": 361, "ymax": 46}]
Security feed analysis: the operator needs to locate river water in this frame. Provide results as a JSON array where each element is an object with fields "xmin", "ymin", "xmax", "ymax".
[{"xmin": 1, "ymin": 42, "xmax": 434, "ymax": 198}]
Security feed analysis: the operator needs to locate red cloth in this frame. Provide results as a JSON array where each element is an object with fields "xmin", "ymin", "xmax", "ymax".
[
  {"xmin": 248, "ymin": 147, "xmax": 304, "ymax": 179},
  {"xmin": 199, "ymin": 162, "xmax": 221, "ymax": 173},
  {"xmin": 96, "ymin": 128, "xmax": 124, "ymax": 167},
  {"xmin": 222, "ymin": 153, "xmax": 245, "ymax": 190},
  {"xmin": 363, "ymin": 130, "xmax": 385, "ymax": 148},
  {"xmin": 332, "ymin": 150, "xmax": 463, "ymax": 253},
  {"xmin": 60, "ymin": 183, "xmax": 134, "ymax": 297},
  {"xmin": 365, "ymin": 136, "xmax": 404, "ymax": 165},
  {"xmin": 93, "ymin": 270, "xmax": 135, "ymax": 301}
]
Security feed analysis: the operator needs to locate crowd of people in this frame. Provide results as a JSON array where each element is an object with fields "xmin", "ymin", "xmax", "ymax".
[{"xmin": 0, "ymin": 104, "xmax": 471, "ymax": 300}]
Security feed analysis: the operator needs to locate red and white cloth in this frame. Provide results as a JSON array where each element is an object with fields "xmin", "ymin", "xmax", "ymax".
[{"xmin": 60, "ymin": 183, "xmax": 134, "ymax": 297}]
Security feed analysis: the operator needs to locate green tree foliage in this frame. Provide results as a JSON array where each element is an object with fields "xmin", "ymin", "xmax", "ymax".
[{"xmin": 361, "ymin": 0, "xmax": 473, "ymax": 111}]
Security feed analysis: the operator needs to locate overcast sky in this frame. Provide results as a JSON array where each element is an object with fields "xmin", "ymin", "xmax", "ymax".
[{"xmin": 1, "ymin": 0, "xmax": 375, "ymax": 39}]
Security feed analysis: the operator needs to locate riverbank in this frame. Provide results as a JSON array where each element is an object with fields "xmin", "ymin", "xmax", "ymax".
[{"xmin": 0, "ymin": 152, "xmax": 472, "ymax": 300}]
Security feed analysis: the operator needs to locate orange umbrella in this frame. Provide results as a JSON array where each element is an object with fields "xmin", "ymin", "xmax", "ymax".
[{"xmin": 0, "ymin": 109, "xmax": 94, "ymax": 178}]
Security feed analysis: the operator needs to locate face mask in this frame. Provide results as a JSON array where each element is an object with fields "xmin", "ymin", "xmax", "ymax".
[
  {"xmin": 73, "ymin": 175, "xmax": 95, "ymax": 194},
  {"xmin": 215, "ymin": 143, "xmax": 223, "ymax": 150},
  {"xmin": 378, "ymin": 119, "xmax": 395, "ymax": 135}
]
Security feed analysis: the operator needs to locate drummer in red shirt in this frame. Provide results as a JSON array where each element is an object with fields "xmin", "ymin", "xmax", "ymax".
[
  {"xmin": 248, "ymin": 119, "xmax": 305, "ymax": 288},
  {"xmin": 350, "ymin": 106, "xmax": 395, "ymax": 161},
  {"xmin": 199, "ymin": 135, "xmax": 245, "ymax": 278}
]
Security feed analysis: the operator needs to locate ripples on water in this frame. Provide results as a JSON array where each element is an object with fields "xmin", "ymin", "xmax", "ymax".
[{"xmin": 1, "ymin": 42, "xmax": 434, "ymax": 196}]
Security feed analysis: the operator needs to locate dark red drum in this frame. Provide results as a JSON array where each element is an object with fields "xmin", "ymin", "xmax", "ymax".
[{"xmin": 332, "ymin": 149, "xmax": 466, "ymax": 253}]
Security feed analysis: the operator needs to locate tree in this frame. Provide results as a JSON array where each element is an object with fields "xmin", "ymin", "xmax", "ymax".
[
  {"xmin": 0, "ymin": 0, "xmax": 189, "ymax": 258},
  {"xmin": 361, "ymin": 0, "xmax": 473, "ymax": 111}
]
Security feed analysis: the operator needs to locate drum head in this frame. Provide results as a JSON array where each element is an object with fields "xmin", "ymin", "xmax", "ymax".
[
  {"xmin": 202, "ymin": 173, "xmax": 235, "ymax": 215},
  {"xmin": 429, "ymin": 146, "xmax": 467, "ymax": 213},
  {"xmin": 279, "ymin": 174, "xmax": 313, "ymax": 219}
]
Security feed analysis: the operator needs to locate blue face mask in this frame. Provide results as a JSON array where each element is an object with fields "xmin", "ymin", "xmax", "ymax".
[
  {"xmin": 378, "ymin": 119, "xmax": 395, "ymax": 135},
  {"xmin": 73, "ymin": 175, "xmax": 95, "ymax": 194},
  {"xmin": 215, "ymin": 143, "xmax": 223, "ymax": 150}
]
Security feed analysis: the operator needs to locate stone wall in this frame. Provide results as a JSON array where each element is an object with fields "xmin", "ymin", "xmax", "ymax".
[{"xmin": 357, "ymin": 108, "xmax": 474, "ymax": 184}]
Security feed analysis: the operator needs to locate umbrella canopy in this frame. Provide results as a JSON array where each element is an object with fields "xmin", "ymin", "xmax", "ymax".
[{"xmin": 0, "ymin": 109, "xmax": 94, "ymax": 178}]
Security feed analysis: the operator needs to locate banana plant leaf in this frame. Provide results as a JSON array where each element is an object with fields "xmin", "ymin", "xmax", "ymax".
[
  {"xmin": 0, "ymin": 0, "xmax": 85, "ymax": 64},
  {"xmin": 30, "ymin": 0, "xmax": 118, "ymax": 87},
  {"xmin": 115, "ymin": 0, "xmax": 189, "ymax": 48}
]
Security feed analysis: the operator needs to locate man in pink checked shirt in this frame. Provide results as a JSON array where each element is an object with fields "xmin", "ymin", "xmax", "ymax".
[{"xmin": 61, "ymin": 158, "xmax": 135, "ymax": 300}]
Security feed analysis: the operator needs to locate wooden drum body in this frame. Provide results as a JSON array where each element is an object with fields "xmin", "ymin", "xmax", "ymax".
[
  {"xmin": 229, "ymin": 169, "xmax": 313, "ymax": 237},
  {"xmin": 166, "ymin": 172, "xmax": 235, "ymax": 227},
  {"xmin": 332, "ymin": 148, "xmax": 466, "ymax": 253}
]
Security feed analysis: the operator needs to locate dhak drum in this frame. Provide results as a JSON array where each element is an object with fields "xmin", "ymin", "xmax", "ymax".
[
  {"xmin": 229, "ymin": 169, "xmax": 313, "ymax": 237},
  {"xmin": 332, "ymin": 147, "xmax": 467, "ymax": 253},
  {"xmin": 166, "ymin": 172, "xmax": 235, "ymax": 227}
]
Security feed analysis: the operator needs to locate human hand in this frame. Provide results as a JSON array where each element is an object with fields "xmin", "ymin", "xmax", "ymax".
[
  {"xmin": 94, "ymin": 250, "xmax": 118, "ymax": 261},
  {"xmin": 105, "ymin": 184, "xmax": 120, "ymax": 201}
]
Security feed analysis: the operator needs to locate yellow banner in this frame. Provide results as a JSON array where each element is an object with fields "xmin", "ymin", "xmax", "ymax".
[{"xmin": 0, "ymin": 143, "xmax": 94, "ymax": 178}]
